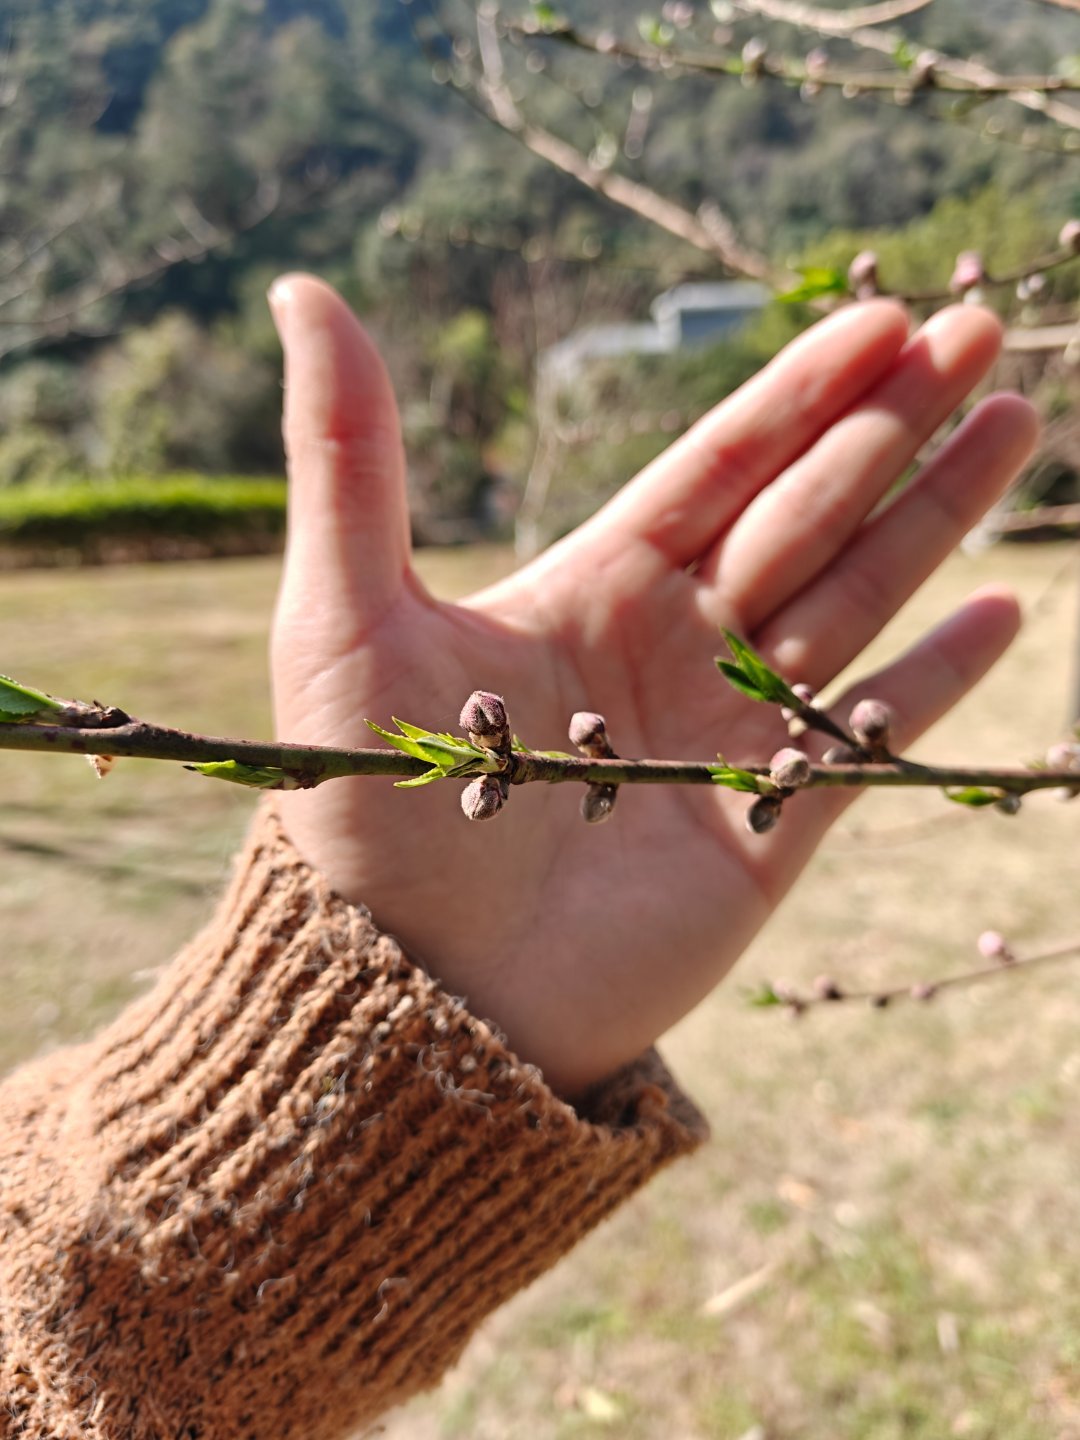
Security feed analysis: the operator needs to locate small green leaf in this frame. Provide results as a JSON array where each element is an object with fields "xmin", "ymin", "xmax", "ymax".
[
  {"xmin": 531, "ymin": 0, "xmax": 563, "ymax": 29},
  {"xmin": 778, "ymin": 266, "xmax": 849, "ymax": 304},
  {"xmin": 187, "ymin": 760, "xmax": 299, "ymax": 790},
  {"xmin": 366, "ymin": 720, "xmax": 432, "ymax": 762},
  {"xmin": 717, "ymin": 632, "xmax": 801, "ymax": 707},
  {"xmin": 0, "ymin": 674, "xmax": 65, "ymax": 723},
  {"xmin": 715, "ymin": 659, "xmax": 765, "ymax": 702},
  {"xmin": 893, "ymin": 38, "xmax": 917, "ymax": 71},
  {"xmin": 710, "ymin": 758, "xmax": 767, "ymax": 794},
  {"xmin": 394, "ymin": 769, "xmax": 446, "ymax": 789},
  {"xmin": 745, "ymin": 982, "xmax": 784, "ymax": 1008},
  {"xmin": 943, "ymin": 786, "xmax": 1002, "ymax": 808},
  {"xmin": 637, "ymin": 16, "xmax": 674, "ymax": 47}
]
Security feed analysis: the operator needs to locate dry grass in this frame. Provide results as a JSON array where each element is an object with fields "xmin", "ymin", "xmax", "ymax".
[{"xmin": 0, "ymin": 542, "xmax": 1077, "ymax": 1438}]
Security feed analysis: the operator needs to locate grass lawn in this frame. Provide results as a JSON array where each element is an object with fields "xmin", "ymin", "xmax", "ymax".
[{"xmin": 0, "ymin": 542, "xmax": 1077, "ymax": 1439}]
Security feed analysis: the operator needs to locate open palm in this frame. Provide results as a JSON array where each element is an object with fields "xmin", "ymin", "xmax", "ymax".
[{"xmin": 270, "ymin": 276, "xmax": 1036, "ymax": 1096}]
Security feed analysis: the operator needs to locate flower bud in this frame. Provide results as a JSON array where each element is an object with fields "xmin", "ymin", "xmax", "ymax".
[
  {"xmin": 995, "ymin": 793, "xmax": 1021, "ymax": 816},
  {"xmin": 805, "ymin": 46, "xmax": 828, "ymax": 77},
  {"xmin": 581, "ymin": 782, "xmax": 617, "ymax": 824},
  {"xmin": 911, "ymin": 50, "xmax": 937, "ymax": 88},
  {"xmin": 848, "ymin": 250, "xmax": 880, "ymax": 301},
  {"xmin": 910, "ymin": 982, "xmax": 937, "ymax": 1002},
  {"xmin": 569, "ymin": 711, "xmax": 616, "ymax": 758},
  {"xmin": 823, "ymin": 744, "xmax": 859, "ymax": 765},
  {"xmin": 1059, "ymin": 219, "xmax": 1080, "ymax": 254},
  {"xmin": 460, "ymin": 774, "xmax": 506, "ymax": 821},
  {"xmin": 977, "ymin": 929, "xmax": 1014, "ymax": 963},
  {"xmin": 746, "ymin": 794, "xmax": 783, "ymax": 834},
  {"xmin": 813, "ymin": 974, "xmax": 843, "ymax": 1001},
  {"xmin": 741, "ymin": 36, "xmax": 767, "ymax": 78},
  {"xmin": 459, "ymin": 691, "xmax": 508, "ymax": 748},
  {"xmin": 949, "ymin": 250, "xmax": 986, "ymax": 297},
  {"xmin": 770, "ymin": 746, "xmax": 811, "ymax": 789},
  {"xmin": 849, "ymin": 698, "xmax": 893, "ymax": 750},
  {"xmin": 1046, "ymin": 741, "xmax": 1080, "ymax": 773}
]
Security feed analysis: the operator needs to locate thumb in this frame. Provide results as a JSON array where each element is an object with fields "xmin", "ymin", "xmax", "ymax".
[{"xmin": 269, "ymin": 274, "xmax": 412, "ymax": 624}]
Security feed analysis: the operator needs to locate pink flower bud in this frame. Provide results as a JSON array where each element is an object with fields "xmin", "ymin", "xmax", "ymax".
[
  {"xmin": 741, "ymin": 36, "xmax": 767, "ymax": 75},
  {"xmin": 949, "ymin": 250, "xmax": 986, "ymax": 296},
  {"xmin": 568, "ymin": 711, "xmax": 607, "ymax": 749},
  {"xmin": 977, "ymin": 930, "xmax": 1013, "ymax": 963},
  {"xmin": 805, "ymin": 46, "xmax": 828, "ymax": 77},
  {"xmin": 910, "ymin": 982, "xmax": 937, "ymax": 1002},
  {"xmin": 460, "ymin": 774, "xmax": 506, "ymax": 821},
  {"xmin": 1046, "ymin": 741, "xmax": 1080, "ymax": 773},
  {"xmin": 911, "ymin": 50, "xmax": 937, "ymax": 87},
  {"xmin": 746, "ymin": 794, "xmax": 783, "ymax": 834},
  {"xmin": 459, "ymin": 691, "xmax": 508, "ymax": 744},
  {"xmin": 848, "ymin": 250, "xmax": 880, "ymax": 301},
  {"xmin": 1059, "ymin": 219, "xmax": 1080, "ymax": 254},
  {"xmin": 770, "ymin": 747, "xmax": 811, "ymax": 789},
  {"xmin": 849, "ymin": 698, "xmax": 893, "ymax": 749}
]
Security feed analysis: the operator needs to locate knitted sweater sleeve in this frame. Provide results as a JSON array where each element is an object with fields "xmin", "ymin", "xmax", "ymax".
[{"xmin": 0, "ymin": 805, "xmax": 707, "ymax": 1439}]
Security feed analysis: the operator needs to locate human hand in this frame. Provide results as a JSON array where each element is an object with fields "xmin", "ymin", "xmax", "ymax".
[{"xmin": 269, "ymin": 276, "xmax": 1036, "ymax": 1096}]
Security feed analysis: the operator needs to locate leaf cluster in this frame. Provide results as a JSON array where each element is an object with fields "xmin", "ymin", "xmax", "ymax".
[{"xmin": 366, "ymin": 719, "xmax": 493, "ymax": 788}]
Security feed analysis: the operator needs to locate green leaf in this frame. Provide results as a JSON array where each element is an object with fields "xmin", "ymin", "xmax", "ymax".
[
  {"xmin": 744, "ymin": 982, "xmax": 784, "ymax": 1008},
  {"xmin": 531, "ymin": 0, "xmax": 564, "ymax": 29},
  {"xmin": 893, "ymin": 38, "xmax": 917, "ymax": 71},
  {"xmin": 717, "ymin": 632, "xmax": 801, "ymax": 707},
  {"xmin": 778, "ymin": 266, "xmax": 849, "ymax": 304},
  {"xmin": 943, "ymin": 786, "xmax": 1002, "ymax": 808},
  {"xmin": 0, "ymin": 674, "xmax": 65, "ymax": 723},
  {"xmin": 366, "ymin": 720, "xmax": 432, "ymax": 762},
  {"xmin": 394, "ymin": 770, "xmax": 447, "ymax": 789},
  {"xmin": 715, "ymin": 659, "xmax": 765, "ymax": 702},
  {"xmin": 187, "ymin": 760, "xmax": 299, "ymax": 790},
  {"xmin": 637, "ymin": 16, "xmax": 674, "ymax": 47},
  {"xmin": 710, "ymin": 759, "xmax": 767, "ymax": 794}
]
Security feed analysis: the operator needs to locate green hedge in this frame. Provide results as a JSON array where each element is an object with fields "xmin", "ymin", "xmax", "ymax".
[{"xmin": 0, "ymin": 475, "xmax": 287, "ymax": 564}]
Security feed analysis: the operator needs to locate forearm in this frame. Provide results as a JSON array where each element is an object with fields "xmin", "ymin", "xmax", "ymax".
[{"xmin": 0, "ymin": 805, "xmax": 705, "ymax": 1439}]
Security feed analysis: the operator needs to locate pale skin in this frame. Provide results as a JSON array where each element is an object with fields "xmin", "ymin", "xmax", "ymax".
[{"xmin": 270, "ymin": 275, "xmax": 1038, "ymax": 1098}]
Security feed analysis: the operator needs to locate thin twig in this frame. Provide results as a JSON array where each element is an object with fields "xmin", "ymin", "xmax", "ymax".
[
  {"xmin": 1, "ymin": 715, "xmax": 1077, "ymax": 797},
  {"xmin": 765, "ymin": 937, "xmax": 1080, "ymax": 1012}
]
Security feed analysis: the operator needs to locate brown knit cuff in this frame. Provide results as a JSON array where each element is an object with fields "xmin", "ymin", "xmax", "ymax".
[{"xmin": 0, "ymin": 803, "xmax": 707, "ymax": 1440}]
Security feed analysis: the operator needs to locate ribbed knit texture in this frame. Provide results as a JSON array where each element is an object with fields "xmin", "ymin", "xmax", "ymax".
[{"xmin": 0, "ymin": 806, "xmax": 706, "ymax": 1439}]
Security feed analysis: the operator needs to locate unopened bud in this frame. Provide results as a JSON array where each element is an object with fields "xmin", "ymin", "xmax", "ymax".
[
  {"xmin": 949, "ymin": 250, "xmax": 986, "ymax": 296},
  {"xmin": 805, "ymin": 46, "xmax": 828, "ymax": 77},
  {"xmin": 910, "ymin": 982, "xmax": 937, "ymax": 1002},
  {"xmin": 848, "ymin": 249, "xmax": 880, "ymax": 301},
  {"xmin": 823, "ymin": 744, "xmax": 859, "ymax": 765},
  {"xmin": 459, "ymin": 691, "xmax": 508, "ymax": 748},
  {"xmin": 1059, "ymin": 218, "xmax": 1080, "ymax": 254},
  {"xmin": 770, "ymin": 747, "xmax": 811, "ymax": 789},
  {"xmin": 746, "ymin": 794, "xmax": 783, "ymax": 834},
  {"xmin": 87, "ymin": 753, "xmax": 116, "ymax": 779},
  {"xmin": 995, "ymin": 793, "xmax": 1021, "ymax": 816},
  {"xmin": 869, "ymin": 993, "xmax": 891, "ymax": 1009},
  {"xmin": 569, "ymin": 710, "xmax": 617, "ymax": 760},
  {"xmin": 977, "ymin": 929, "xmax": 1014, "ymax": 963},
  {"xmin": 849, "ymin": 697, "xmax": 893, "ymax": 750},
  {"xmin": 813, "ymin": 974, "xmax": 843, "ymax": 1001},
  {"xmin": 1046, "ymin": 741, "xmax": 1080, "ymax": 773},
  {"xmin": 460, "ymin": 774, "xmax": 507, "ymax": 821},
  {"xmin": 741, "ymin": 35, "xmax": 767, "ymax": 77},
  {"xmin": 911, "ymin": 50, "xmax": 937, "ymax": 88},
  {"xmin": 780, "ymin": 683, "xmax": 815, "ymax": 723},
  {"xmin": 581, "ymin": 782, "xmax": 617, "ymax": 824}
]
